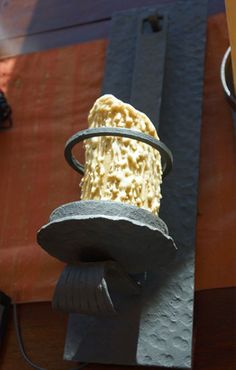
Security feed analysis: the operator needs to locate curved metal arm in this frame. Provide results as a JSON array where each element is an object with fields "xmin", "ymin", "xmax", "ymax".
[
  {"xmin": 220, "ymin": 46, "xmax": 236, "ymax": 110},
  {"xmin": 52, "ymin": 261, "xmax": 140, "ymax": 315},
  {"xmin": 64, "ymin": 127, "xmax": 173, "ymax": 177}
]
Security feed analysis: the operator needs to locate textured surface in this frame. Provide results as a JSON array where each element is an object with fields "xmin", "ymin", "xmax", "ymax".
[
  {"xmin": 0, "ymin": 0, "xmax": 224, "ymax": 58},
  {"xmin": 0, "ymin": 0, "xmax": 231, "ymax": 302},
  {"xmin": 138, "ymin": 0, "xmax": 207, "ymax": 366},
  {"xmin": 80, "ymin": 94, "xmax": 163, "ymax": 214},
  {"xmin": 195, "ymin": 13, "xmax": 236, "ymax": 290},
  {"xmin": 0, "ymin": 288, "xmax": 235, "ymax": 370},
  {"xmin": 0, "ymin": 40, "xmax": 107, "ymax": 303},
  {"xmin": 37, "ymin": 200, "xmax": 175, "ymax": 273},
  {"xmin": 0, "ymin": 5, "xmax": 235, "ymax": 370},
  {"xmin": 52, "ymin": 261, "xmax": 140, "ymax": 315},
  {"xmin": 130, "ymin": 12, "xmax": 168, "ymax": 126},
  {"xmin": 0, "ymin": 0, "xmax": 222, "ymax": 40},
  {"xmin": 65, "ymin": 0, "xmax": 207, "ymax": 368},
  {"xmin": 0, "ymin": 12, "xmax": 234, "ymax": 303}
]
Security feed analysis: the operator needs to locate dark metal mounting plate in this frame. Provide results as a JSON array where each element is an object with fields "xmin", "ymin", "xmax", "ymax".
[{"xmin": 64, "ymin": 0, "xmax": 207, "ymax": 368}]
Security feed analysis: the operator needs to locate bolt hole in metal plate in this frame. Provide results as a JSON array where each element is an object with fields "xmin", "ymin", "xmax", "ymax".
[{"xmin": 37, "ymin": 200, "xmax": 176, "ymax": 274}]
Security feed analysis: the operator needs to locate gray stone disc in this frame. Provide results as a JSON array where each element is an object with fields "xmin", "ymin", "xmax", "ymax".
[{"xmin": 37, "ymin": 200, "xmax": 177, "ymax": 273}]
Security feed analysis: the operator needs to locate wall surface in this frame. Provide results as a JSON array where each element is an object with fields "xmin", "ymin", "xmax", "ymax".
[{"xmin": 0, "ymin": 0, "xmax": 234, "ymax": 369}]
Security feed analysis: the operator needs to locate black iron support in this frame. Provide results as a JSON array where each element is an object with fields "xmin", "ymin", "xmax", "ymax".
[
  {"xmin": 63, "ymin": 0, "xmax": 207, "ymax": 368},
  {"xmin": 52, "ymin": 261, "xmax": 140, "ymax": 315},
  {"xmin": 64, "ymin": 127, "xmax": 173, "ymax": 177}
]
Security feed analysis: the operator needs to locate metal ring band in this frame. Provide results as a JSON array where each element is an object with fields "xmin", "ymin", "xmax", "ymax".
[
  {"xmin": 220, "ymin": 46, "xmax": 236, "ymax": 110},
  {"xmin": 64, "ymin": 127, "xmax": 173, "ymax": 177}
]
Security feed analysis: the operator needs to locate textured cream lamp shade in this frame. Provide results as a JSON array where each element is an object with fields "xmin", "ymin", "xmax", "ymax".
[{"xmin": 80, "ymin": 95, "xmax": 163, "ymax": 215}]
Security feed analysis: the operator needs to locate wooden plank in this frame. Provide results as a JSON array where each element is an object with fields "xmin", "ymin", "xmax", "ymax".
[
  {"xmin": 0, "ymin": 0, "xmax": 224, "ymax": 42},
  {"xmin": 225, "ymin": 0, "xmax": 236, "ymax": 91},
  {"xmin": 0, "ymin": 20, "xmax": 110, "ymax": 59},
  {"xmin": 195, "ymin": 13, "xmax": 236, "ymax": 290},
  {"xmin": 0, "ymin": 40, "xmax": 107, "ymax": 303},
  {"xmin": 194, "ymin": 288, "xmax": 236, "ymax": 370},
  {"xmin": 0, "ymin": 288, "xmax": 234, "ymax": 370},
  {"xmin": 0, "ymin": 0, "xmax": 172, "ymax": 41}
]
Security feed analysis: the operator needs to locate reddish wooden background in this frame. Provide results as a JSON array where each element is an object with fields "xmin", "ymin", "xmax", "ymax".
[
  {"xmin": 0, "ymin": 0, "xmax": 235, "ymax": 369},
  {"xmin": 0, "ymin": 40, "xmax": 107, "ymax": 302}
]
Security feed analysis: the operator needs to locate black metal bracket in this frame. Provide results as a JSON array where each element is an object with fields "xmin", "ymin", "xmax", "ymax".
[
  {"xmin": 52, "ymin": 261, "xmax": 140, "ymax": 315},
  {"xmin": 61, "ymin": 1, "xmax": 207, "ymax": 367},
  {"xmin": 37, "ymin": 200, "xmax": 176, "ymax": 273},
  {"xmin": 64, "ymin": 127, "xmax": 173, "ymax": 177},
  {"xmin": 37, "ymin": 1, "xmax": 207, "ymax": 368}
]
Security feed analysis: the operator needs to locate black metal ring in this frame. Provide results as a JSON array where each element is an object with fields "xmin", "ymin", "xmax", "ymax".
[
  {"xmin": 64, "ymin": 127, "xmax": 173, "ymax": 177},
  {"xmin": 220, "ymin": 46, "xmax": 236, "ymax": 110}
]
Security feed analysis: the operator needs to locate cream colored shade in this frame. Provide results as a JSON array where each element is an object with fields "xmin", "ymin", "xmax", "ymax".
[{"xmin": 80, "ymin": 94, "xmax": 162, "ymax": 215}]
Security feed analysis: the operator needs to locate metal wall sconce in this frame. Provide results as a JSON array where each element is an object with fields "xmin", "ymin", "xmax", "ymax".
[
  {"xmin": 38, "ymin": 125, "xmax": 175, "ymax": 314},
  {"xmin": 37, "ymin": 1, "xmax": 207, "ymax": 368}
]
